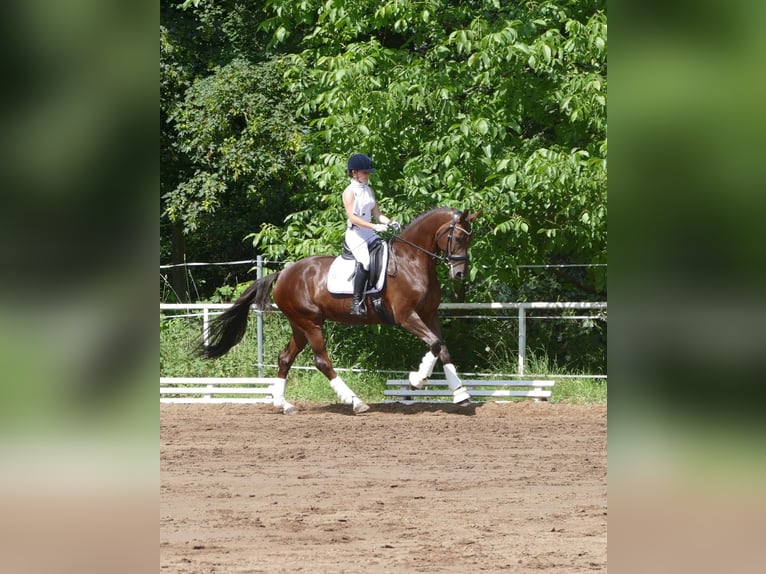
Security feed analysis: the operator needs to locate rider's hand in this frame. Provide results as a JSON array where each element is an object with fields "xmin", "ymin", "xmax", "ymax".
[
  {"xmin": 389, "ymin": 221, "xmax": 401, "ymax": 231},
  {"xmin": 373, "ymin": 223, "xmax": 388, "ymax": 233}
]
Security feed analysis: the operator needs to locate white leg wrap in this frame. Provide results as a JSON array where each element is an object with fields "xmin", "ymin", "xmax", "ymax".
[
  {"xmin": 271, "ymin": 378, "xmax": 295, "ymax": 413},
  {"xmin": 444, "ymin": 363, "xmax": 471, "ymax": 403},
  {"xmin": 409, "ymin": 351, "xmax": 438, "ymax": 388},
  {"xmin": 330, "ymin": 376, "xmax": 357, "ymax": 405},
  {"xmin": 271, "ymin": 378, "xmax": 287, "ymax": 406}
]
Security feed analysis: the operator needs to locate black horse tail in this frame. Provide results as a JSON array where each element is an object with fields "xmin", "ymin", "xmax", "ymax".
[{"xmin": 197, "ymin": 272, "xmax": 281, "ymax": 359}]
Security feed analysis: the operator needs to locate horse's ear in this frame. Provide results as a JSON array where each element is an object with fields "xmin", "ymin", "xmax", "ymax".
[{"xmin": 459, "ymin": 209, "xmax": 480, "ymax": 224}]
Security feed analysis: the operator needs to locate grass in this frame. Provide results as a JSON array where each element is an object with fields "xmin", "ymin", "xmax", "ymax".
[
  {"xmin": 522, "ymin": 351, "xmax": 607, "ymax": 404},
  {"xmin": 160, "ymin": 313, "xmax": 606, "ymax": 405}
]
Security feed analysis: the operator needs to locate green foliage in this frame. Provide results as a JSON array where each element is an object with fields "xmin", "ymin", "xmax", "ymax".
[
  {"xmin": 162, "ymin": 57, "xmax": 305, "ymax": 234},
  {"xmin": 160, "ymin": 316, "xmax": 248, "ymax": 378},
  {"xmin": 161, "ymin": 1, "xmax": 307, "ymax": 299},
  {"xmin": 161, "ymin": 0, "xmax": 607, "ymax": 302},
  {"xmin": 160, "ymin": 309, "xmax": 605, "ymax": 404},
  {"xmin": 252, "ymin": 0, "xmax": 607, "ymax": 297}
]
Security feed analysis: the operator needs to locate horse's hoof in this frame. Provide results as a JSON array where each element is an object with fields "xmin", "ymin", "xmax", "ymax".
[
  {"xmin": 408, "ymin": 373, "xmax": 426, "ymax": 389},
  {"xmin": 352, "ymin": 398, "xmax": 370, "ymax": 414},
  {"xmin": 456, "ymin": 398, "xmax": 472, "ymax": 407},
  {"xmin": 282, "ymin": 403, "xmax": 297, "ymax": 415},
  {"xmin": 453, "ymin": 387, "xmax": 471, "ymax": 404}
]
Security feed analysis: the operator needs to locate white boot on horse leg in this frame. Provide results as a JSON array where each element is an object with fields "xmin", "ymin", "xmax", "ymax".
[
  {"xmin": 271, "ymin": 378, "xmax": 297, "ymax": 415},
  {"xmin": 444, "ymin": 363, "xmax": 471, "ymax": 404},
  {"xmin": 408, "ymin": 351, "xmax": 438, "ymax": 389},
  {"xmin": 330, "ymin": 376, "xmax": 370, "ymax": 414}
]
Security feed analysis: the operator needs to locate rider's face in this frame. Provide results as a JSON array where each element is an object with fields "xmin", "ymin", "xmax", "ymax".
[{"xmin": 354, "ymin": 170, "xmax": 371, "ymax": 183}]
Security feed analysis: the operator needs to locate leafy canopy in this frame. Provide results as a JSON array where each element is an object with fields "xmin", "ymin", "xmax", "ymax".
[
  {"xmin": 252, "ymin": 0, "xmax": 607, "ymax": 296},
  {"xmin": 162, "ymin": 1, "xmax": 606, "ymax": 299}
]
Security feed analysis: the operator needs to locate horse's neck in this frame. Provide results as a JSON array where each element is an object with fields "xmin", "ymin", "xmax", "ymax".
[{"xmin": 402, "ymin": 214, "xmax": 449, "ymax": 250}]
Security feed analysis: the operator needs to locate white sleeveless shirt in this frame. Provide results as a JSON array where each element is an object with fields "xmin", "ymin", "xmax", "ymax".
[{"xmin": 345, "ymin": 180, "xmax": 377, "ymax": 242}]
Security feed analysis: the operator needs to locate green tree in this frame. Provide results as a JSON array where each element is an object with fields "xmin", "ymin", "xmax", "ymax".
[
  {"xmin": 161, "ymin": 1, "xmax": 307, "ymax": 300},
  {"xmin": 160, "ymin": 0, "xmax": 607, "ymax": 376},
  {"xmin": 251, "ymin": 0, "xmax": 607, "ymax": 299},
  {"xmin": 161, "ymin": 0, "xmax": 606, "ymax": 301}
]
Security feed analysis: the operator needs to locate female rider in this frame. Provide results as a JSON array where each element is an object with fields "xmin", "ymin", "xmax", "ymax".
[{"xmin": 342, "ymin": 153, "xmax": 399, "ymax": 316}]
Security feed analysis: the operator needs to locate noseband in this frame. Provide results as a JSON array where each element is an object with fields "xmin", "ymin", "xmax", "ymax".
[
  {"xmin": 392, "ymin": 211, "xmax": 472, "ymax": 268},
  {"xmin": 439, "ymin": 213, "xmax": 472, "ymax": 267}
]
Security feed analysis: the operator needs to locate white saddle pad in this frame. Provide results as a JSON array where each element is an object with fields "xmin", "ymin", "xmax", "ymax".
[{"xmin": 326, "ymin": 242, "xmax": 388, "ymax": 295}]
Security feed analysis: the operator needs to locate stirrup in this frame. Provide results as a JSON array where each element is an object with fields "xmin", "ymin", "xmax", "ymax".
[{"xmin": 351, "ymin": 300, "xmax": 367, "ymax": 316}]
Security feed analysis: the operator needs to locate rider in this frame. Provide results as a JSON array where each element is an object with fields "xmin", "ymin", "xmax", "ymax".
[{"xmin": 343, "ymin": 153, "xmax": 399, "ymax": 316}]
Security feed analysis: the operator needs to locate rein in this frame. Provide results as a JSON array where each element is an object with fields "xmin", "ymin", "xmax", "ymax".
[{"xmin": 391, "ymin": 212, "xmax": 472, "ymax": 267}]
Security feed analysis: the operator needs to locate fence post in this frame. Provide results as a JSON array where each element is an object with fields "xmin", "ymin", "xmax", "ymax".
[
  {"xmin": 518, "ymin": 306, "xmax": 526, "ymax": 376},
  {"xmin": 202, "ymin": 305, "xmax": 213, "ymax": 399},
  {"xmin": 256, "ymin": 255, "xmax": 264, "ymax": 377},
  {"xmin": 202, "ymin": 305, "xmax": 210, "ymax": 347}
]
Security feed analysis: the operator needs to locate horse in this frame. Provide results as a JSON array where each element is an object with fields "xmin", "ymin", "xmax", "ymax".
[{"xmin": 199, "ymin": 207, "xmax": 480, "ymax": 414}]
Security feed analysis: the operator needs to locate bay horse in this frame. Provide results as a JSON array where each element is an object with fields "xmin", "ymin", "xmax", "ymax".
[{"xmin": 199, "ymin": 207, "xmax": 479, "ymax": 414}]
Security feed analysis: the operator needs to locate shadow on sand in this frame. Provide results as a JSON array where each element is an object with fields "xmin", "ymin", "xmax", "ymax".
[{"xmin": 300, "ymin": 401, "xmax": 481, "ymax": 416}]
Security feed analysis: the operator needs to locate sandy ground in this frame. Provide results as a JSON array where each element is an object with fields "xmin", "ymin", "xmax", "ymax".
[{"xmin": 161, "ymin": 401, "xmax": 607, "ymax": 573}]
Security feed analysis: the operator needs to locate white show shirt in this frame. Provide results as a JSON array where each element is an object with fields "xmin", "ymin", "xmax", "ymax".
[{"xmin": 344, "ymin": 179, "xmax": 379, "ymax": 268}]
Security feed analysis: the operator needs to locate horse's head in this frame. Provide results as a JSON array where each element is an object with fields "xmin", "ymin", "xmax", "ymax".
[{"xmin": 437, "ymin": 209, "xmax": 480, "ymax": 280}]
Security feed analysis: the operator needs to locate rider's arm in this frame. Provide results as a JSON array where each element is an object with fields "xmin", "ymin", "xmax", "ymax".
[{"xmin": 372, "ymin": 203, "xmax": 391, "ymax": 225}]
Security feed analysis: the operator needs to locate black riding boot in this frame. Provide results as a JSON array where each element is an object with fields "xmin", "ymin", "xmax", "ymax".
[{"xmin": 351, "ymin": 263, "xmax": 369, "ymax": 317}]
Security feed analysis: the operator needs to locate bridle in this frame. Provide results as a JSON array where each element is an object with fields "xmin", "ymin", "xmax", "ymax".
[{"xmin": 391, "ymin": 211, "xmax": 472, "ymax": 269}]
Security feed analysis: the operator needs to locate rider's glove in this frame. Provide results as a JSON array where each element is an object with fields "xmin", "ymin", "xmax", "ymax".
[
  {"xmin": 389, "ymin": 221, "xmax": 401, "ymax": 231},
  {"xmin": 373, "ymin": 223, "xmax": 388, "ymax": 233}
]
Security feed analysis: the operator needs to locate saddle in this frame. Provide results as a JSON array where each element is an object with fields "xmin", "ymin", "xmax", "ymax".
[{"xmin": 326, "ymin": 238, "xmax": 389, "ymax": 295}]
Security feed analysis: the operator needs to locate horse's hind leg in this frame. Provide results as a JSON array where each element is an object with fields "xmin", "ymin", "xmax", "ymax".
[
  {"xmin": 272, "ymin": 327, "xmax": 308, "ymax": 415},
  {"xmin": 277, "ymin": 326, "xmax": 308, "ymax": 379},
  {"xmin": 300, "ymin": 321, "xmax": 370, "ymax": 414}
]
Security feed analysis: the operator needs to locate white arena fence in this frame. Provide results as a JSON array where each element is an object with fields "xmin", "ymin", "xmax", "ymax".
[
  {"xmin": 160, "ymin": 301, "xmax": 605, "ymax": 404},
  {"xmin": 383, "ymin": 379, "xmax": 555, "ymax": 404},
  {"xmin": 160, "ymin": 377, "xmax": 280, "ymax": 404}
]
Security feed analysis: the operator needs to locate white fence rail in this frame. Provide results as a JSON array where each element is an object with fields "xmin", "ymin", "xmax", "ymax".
[
  {"xmin": 383, "ymin": 379, "xmax": 555, "ymax": 404},
  {"xmin": 160, "ymin": 376, "xmax": 280, "ymax": 404},
  {"xmin": 160, "ymin": 300, "xmax": 606, "ymax": 378}
]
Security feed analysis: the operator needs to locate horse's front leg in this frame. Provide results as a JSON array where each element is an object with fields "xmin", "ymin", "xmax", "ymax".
[
  {"xmin": 408, "ymin": 349, "xmax": 438, "ymax": 388},
  {"xmin": 402, "ymin": 312, "xmax": 471, "ymax": 405}
]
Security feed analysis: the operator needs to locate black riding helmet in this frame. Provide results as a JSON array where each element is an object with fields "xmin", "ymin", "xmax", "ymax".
[{"xmin": 347, "ymin": 153, "xmax": 376, "ymax": 173}]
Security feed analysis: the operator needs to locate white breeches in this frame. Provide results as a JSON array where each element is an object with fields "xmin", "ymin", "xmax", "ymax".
[{"xmin": 345, "ymin": 228, "xmax": 377, "ymax": 270}]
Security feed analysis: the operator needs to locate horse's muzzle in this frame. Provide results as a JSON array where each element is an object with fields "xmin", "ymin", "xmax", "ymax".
[{"xmin": 449, "ymin": 261, "xmax": 469, "ymax": 280}]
